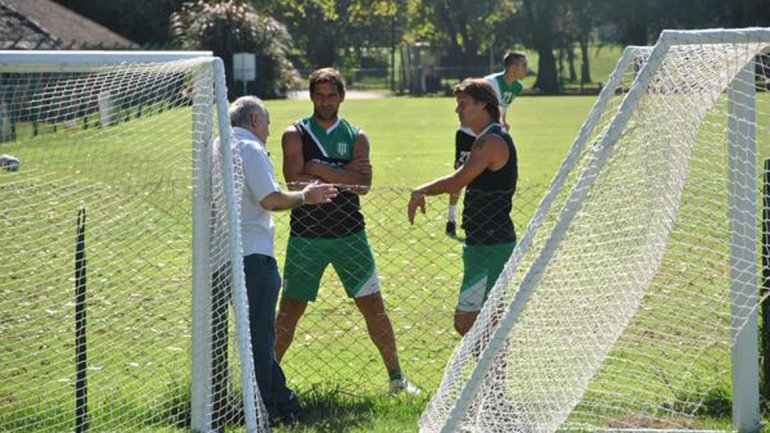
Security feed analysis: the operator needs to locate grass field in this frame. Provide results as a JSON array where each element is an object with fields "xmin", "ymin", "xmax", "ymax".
[{"xmin": 3, "ymin": 86, "xmax": 769, "ymax": 433}]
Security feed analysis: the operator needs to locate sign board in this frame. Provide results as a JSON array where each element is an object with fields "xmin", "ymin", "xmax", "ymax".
[{"xmin": 233, "ymin": 52, "xmax": 256, "ymax": 82}]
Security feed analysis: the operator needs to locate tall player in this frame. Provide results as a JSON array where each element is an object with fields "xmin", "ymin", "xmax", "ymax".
[{"xmin": 276, "ymin": 68, "xmax": 419, "ymax": 395}]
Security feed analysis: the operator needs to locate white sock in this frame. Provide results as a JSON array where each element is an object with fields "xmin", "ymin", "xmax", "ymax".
[{"xmin": 448, "ymin": 205, "xmax": 457, "ymax": 222}]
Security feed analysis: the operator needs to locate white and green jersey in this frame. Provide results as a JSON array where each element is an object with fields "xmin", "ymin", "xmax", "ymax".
[
  {"xmin": 297, "ymin": 116, "xmax": 359, "ymax": 163},
  {"xmin": 484, "ymin": 71, "xmax": 524, "ymax": 118},
  {"xmin": 290, "ymin": 116, "xmax": 365, "ymax": 239}
]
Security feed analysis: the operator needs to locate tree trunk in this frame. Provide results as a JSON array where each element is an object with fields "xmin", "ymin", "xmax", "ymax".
[
  {"xmin": 567, "ymin": 47, "xmax": 577, "ymax": 83},
  {"xmin": 579, "ymin": 37, "xmax": 591, "ymax": 85},
  {"xmin": 523, "ymin": 0, "xmax": 559, "ymax": 94},
  {"xmin": 629, "ymin": 1, "xmax": 649, "ymax": 45},
  {"xmin": 535, "ymin": 49, "xmax": 559, "ymax": 94}
]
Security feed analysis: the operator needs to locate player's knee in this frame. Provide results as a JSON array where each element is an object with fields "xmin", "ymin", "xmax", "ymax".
[
  {"xmin": 278, "ymin": 299, "xmax": 308, "ymax": 321},
  {"xmin": 454, "ymin": 311, "xmax": 478, "ymax": 336},
  {"xmin": 454, "ymin": 318, "xmax": 470, "ymax": 336},
  {"xmin": 354, "ymin": 292, "xmax": 386, "ymax": 315}
]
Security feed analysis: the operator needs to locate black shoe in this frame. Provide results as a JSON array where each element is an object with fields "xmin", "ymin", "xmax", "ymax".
[
  {"xmin": 273, "ymin": 398, "xmax": 302, "ymax": 428},
  {"xmin": 445, "ymin": 221, "xmax": 457, "ymax": 237},
  {"xmin": 279, "ymin": 409, "xmax": 302, "ymax": 428}
]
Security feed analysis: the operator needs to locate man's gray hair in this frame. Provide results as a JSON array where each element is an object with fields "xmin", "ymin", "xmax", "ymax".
[{"xmin": 229, "ymin": 96, "xmax": 267, "ymax": 128}]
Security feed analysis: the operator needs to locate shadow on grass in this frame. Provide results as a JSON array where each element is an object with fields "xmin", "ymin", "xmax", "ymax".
[
  {"xmin": 288, "ymin": 382, "xmax": 378, "ymax": 432},
  {"xmin": 274, "ymin": 381, "xmax": 429, "ymax": 433}
]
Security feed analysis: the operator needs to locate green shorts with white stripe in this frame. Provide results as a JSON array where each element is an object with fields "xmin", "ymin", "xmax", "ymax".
[
  {"xmin": 282, "ymin": 230, "xmax": 380, "ymax": 302},
  {"xmin": 457, "ymin": 241, "xmax": 516, "ymax": 312}
]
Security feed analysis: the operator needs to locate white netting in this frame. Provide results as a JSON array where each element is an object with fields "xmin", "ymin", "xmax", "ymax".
[
  {"xmin": 421, "ymin": 32, "xmax": 770, "ymax": 433},
  {"xmin": 0, "ymin": 56, "xmax": 268, "ymax": 432}
]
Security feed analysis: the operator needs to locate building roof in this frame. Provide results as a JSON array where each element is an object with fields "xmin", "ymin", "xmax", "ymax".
[{"xmin": 0, "ymin": 0, "xmax": 137, "ymax": 49}]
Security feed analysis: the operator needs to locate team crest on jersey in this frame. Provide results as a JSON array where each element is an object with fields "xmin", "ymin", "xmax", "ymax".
[{"xmin": 337, "ymin": 142, "xmax": 348, "ymax": 155}]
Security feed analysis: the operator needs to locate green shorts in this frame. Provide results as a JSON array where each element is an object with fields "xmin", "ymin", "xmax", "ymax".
[
  {"xmin": 457, "ymin": 242, "xmax": 516, "ymax": 312},
  {"xmin": 282, "ymin": 231, "xmax": 380, "ymax": 302}
]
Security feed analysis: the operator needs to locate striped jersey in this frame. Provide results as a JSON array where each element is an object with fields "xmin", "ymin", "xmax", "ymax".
[{"xmin": 484, "ymin": 72, "xmax": 524, "ymax": 118}]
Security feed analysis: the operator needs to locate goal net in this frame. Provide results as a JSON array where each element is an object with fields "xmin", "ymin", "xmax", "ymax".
[
  {"xmin": 421, "ymin": 28, "xmax": 770, "ymax": 433},
  {"xmin": 0, "ymin": 52, "xmax": 268, "ymax": 432}
]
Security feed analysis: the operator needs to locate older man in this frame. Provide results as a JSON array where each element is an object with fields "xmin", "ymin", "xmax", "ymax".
[{"xmin": 227, "ymin": 96, "xmax": 337, "ymax": 425}]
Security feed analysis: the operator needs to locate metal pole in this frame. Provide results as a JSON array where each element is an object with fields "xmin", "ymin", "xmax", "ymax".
[
  {"xmin": 762, "ymin": 158, "xmax": 770, "ymax": 403},
  {"xmin": 728, "ymin": 60, "xmax": 760, "ymax": 433},
  {"xmin": 74, "ymin": 208, "xmax": 88, "ymax": 433}
]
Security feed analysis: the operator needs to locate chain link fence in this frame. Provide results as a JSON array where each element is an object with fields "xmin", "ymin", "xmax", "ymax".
[{"xmin": 269, "ymin": 183, "xmax": 548, "ymax": 395}]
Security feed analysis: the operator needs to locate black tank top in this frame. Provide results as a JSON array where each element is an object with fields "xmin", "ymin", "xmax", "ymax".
[
  {"xmin": 289, "ymin": 121, "xmax": 365, "ymax": 238},
  {"xmin": 462, "ymin": 123, "xmax": 518, "ymax": 245}
]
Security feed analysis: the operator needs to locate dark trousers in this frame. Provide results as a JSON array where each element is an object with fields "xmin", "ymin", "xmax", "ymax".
[
  {"xmin": 243, "ymin": 254, "xmax": 297, "ymax": 419},
  {"xmin": 211, "ymin": 255, "xmax": 298, "ymax": 427}
]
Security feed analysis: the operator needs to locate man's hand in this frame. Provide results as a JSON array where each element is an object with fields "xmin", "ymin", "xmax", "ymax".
[
  {"xmin": 408, "ymin": 192, "xmax": 426, "ymax": 225},
  {"xmin": 344, "ymin": 157, "xmax": 372, "ymax": 175},
  {"xmin": 302, "ymin": 182, "xmax": 338, "ymax": 205}
]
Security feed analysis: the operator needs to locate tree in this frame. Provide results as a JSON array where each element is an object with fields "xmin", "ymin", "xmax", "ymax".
[
  {"xmin": 255, "ymin": 0, "xmax": 404, "ymax": 69},
  {"xmin": 170, "ymin": 0, "xmax": 297, "ymax": 99},
  {"xmin": 408, "ymin": 0, "xmax": 515, "ymax": 73},
  {"xmin": 521, "ymin": 0, "xmax": 558, "ymax": 94},
  {"xmin": 565, "ymin": 0, "xmax": 607, "ymax": 86},
  {"xmin": 53, "ymin": 0, "xmax": 185, "ymax": 45}
]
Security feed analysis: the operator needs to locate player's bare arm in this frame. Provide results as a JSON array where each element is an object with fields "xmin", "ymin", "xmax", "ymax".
[
  {"xmin": 408, "ymin": 134, "xmax": 508, "ymax": 224},
  {"xmin": 282, "ymin": 125, "xmax": 320, "ymax": 190},
  {"xmin": 304, "ymin": 130, "xmax": 373, "ymax": 194}
]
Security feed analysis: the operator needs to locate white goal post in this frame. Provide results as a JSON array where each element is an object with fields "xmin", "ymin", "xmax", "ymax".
[
  {"xmin": 0, "ymin": 51, "xmax": 267, "ymax": 433},
  {"xmin": 421, "ymin": 28, "xmax": 770, "ymax": 433}
]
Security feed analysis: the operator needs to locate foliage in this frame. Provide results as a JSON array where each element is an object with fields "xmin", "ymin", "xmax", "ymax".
[
  {"xmin": 255, "ymin": 0, "xmax": 406, "ymax": 69},
  {"xmin": 170, "ymin": 0, "xmax": 298, "ymax": 98},
  {"xmin": 55, "ymin": 0, "xmax": 770, "ymax": 94},
  {"xmin": 407, "ymin": 0, "xmax": 516, "ymax": 69},
  {"xmin": 52, "ymin": 0, "xmax": 186, "ymax": 45}
]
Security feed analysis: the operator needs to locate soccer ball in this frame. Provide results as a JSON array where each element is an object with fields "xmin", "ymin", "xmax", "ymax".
[{"xmin": 0, "ymin": 154, "xmax": 20, "ymax": 172}]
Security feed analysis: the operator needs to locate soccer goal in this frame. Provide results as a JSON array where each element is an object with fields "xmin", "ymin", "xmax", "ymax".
[
  {"xmin": 0, "ymin": 51, "xmax": 268, "ymax": 432},
  {"xmin": 421, "ymin": 28, "xmax": 770, "ymax": 433}
]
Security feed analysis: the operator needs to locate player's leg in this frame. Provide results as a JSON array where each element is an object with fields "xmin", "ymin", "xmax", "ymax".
[
  {"xmin": 332, "ymin": 231, "xmax": 395, "ymax": 369},
  {"xmin": 446, "ymin": 191, "xmax": 460, "ymax": 237},
  {"xmin": 354, "ymin": 292, "xmax": 400, "ymax": 375},
  {"xmin": 276, "ymin": 236, "xmax": 327, "ymax": 361},
  {"xmin": 333, "ymin": 231, "xmax": 419, "ymax": 393},
  {"xmin": 454, "ymin": 310, "xmax": 480, "ymax": 336},
  {"xmin": 275, "ymin": 299, "xmax": 307, "ymax": 362}
]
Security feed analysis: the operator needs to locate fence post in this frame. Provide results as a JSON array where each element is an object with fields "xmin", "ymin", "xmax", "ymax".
[
  {"xmin": 75, "ymin": 208, "xmax": 89, "ymax": 433},
  {"xmin": 762, "ymin": 158, "xmax": 770, "ymax": 404}
]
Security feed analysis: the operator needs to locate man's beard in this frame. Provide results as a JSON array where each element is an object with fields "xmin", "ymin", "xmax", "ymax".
[{"xmin": 314, "ymin": 107, "xmax": 338, "ymax": 121}]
